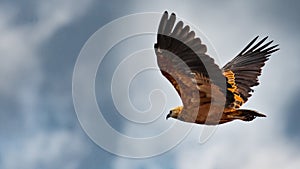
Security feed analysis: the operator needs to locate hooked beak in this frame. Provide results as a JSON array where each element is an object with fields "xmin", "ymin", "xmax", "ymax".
[{"xmin": 166, "ymin": 111, "xmax": 171, "ymax": 119}]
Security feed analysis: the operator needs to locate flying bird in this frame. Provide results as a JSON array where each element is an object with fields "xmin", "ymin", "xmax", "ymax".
[{"xmin": 154, "ymin": 11, "xmax": 279, "ymax": 125}]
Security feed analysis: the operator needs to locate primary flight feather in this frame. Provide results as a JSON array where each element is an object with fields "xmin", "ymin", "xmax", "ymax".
[{"xmin": 154, "ymin": 11, "xmax": 279, "ymax": 125}]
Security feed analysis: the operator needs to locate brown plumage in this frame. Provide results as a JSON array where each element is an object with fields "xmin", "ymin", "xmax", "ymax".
[{"xmin": 154, "ymin": 11, "xmax": 279, "ymax": 125}]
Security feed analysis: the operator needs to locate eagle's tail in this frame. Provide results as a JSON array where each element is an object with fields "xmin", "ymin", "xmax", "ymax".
[{"xmin": 229, "ymin": 109, "xmax": 266, "ymax": 122}]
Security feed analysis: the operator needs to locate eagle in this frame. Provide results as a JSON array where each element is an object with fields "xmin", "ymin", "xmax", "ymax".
[{"xmin": 154, "ymin": 11, "xmax": 279, "ymax": 125}]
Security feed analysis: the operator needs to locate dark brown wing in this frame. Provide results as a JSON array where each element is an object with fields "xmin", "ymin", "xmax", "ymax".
[
  {"xmin": 222, "ymin": 36, "xmax": 279, "ymax": 105},
  {"xmin": 154, "ymin": 11, "xmax": 227, "ymax": 108}
]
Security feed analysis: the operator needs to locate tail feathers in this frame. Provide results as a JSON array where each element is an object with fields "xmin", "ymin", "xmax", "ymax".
[{"xmin": 230, "ymin": 109, "xmax": 266, "ymax": 122}]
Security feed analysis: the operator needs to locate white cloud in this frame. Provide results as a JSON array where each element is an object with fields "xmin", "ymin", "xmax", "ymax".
[
  {"xmin": 0, "ymin": 0, "xmax": 93, "ymax": 168},
  {"xmin": 0, "ymin": 6, "xmax": 38, "ymax": 97},
  {"xmin": 0, "ymin": 0, "xmax": 93, "ymax": 96},
  {"xmin": 2, "ymin": 131, "xmax": 88, "ymax": 169},
  {"xmin": 176, "ymin": 123, "xmax": 300, "ymax": 169}
]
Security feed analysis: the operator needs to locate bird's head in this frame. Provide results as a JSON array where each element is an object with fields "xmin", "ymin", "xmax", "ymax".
[{"xmin": 166, "ymin": 106, "xmax": 183, "ymax": 119}]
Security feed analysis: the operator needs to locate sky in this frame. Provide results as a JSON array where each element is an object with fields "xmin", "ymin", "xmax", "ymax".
[{"xmin": 0, "ymin": 0, "xmax": 300, "ymax": 169}]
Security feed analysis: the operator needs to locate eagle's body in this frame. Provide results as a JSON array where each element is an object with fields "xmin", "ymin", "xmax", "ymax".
[{"xmin": 154, "ymin": 11, "xmax": 279, "ymax": 125}]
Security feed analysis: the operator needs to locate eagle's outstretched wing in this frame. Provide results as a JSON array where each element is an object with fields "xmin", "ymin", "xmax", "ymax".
[
  {"xmin": 222, "ymin": 36, "xmax": 279, "ymax": 107},
  {"xmin": 154, "ymin": 11, "xmax": 227, "ymax": 109}
]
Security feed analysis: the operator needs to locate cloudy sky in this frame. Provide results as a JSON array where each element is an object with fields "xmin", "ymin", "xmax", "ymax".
[{"xmin": 1, "ymin": 0, "xmax": 300, "ymax": 169}]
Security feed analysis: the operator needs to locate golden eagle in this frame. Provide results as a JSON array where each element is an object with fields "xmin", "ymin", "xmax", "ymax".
[{"xmin": 154, "ymin": 11, "xmax": 279, "ymax": 125}]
